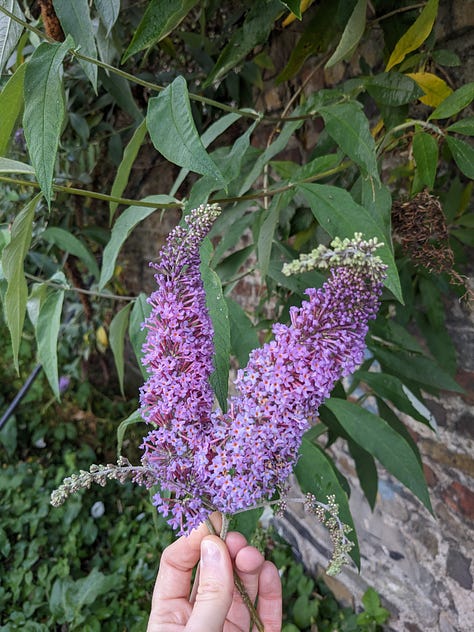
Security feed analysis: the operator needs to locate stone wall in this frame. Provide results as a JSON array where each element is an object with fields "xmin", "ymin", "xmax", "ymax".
[{"xmin": 274, "ymin": 285, "xmax": 474, "ymax": 630}]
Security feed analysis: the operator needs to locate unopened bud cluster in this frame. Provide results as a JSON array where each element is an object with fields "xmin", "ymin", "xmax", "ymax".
[
  {"xmin": 304, "ymin": 493, "xmax": 354, "ymax": 575},
  {"xmin": 50, "ymin": 457, "xmax": 157, "ymax": 507},
  {"xmin": 282, "ymin": 233, "xmax": 387, "ymax": 283}
]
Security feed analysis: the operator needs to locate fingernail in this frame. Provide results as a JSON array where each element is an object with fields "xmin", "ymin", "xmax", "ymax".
[{"xmin": 201, "ymin": 539, "xmax": 221, "ymax": 566}]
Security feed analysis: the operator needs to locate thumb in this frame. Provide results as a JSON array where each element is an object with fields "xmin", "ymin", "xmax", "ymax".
[{"xmin": 186, "ymin": 535, "xmax": 234, "ymax": 632}]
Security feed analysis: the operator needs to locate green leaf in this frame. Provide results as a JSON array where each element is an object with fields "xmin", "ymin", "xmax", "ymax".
[
  {"xmin": 298, "ymin": 183, "xmax": 402, "ymax": 301},
  {"xmin": 295, "ymin": 437, "xmax": 360, "ymax": 569},
  {"xmin": 325, "ymin": 0, "xmax": 367, "ymax": 69},
  {"xmin": 52, "ymin": 0, "xmax": 98, "ymax": 90},
  {"xmin": 277, "ymin": 1, "xmax": 340, "ymax": 83},
  {"xmin": 73, "ymin": 568, "xmax": 117, "ymax": 611},
  {"xmin": 99, "ymin": 69, "xmax": 143, "ymax": 123},
  {"xmin": 287, "ymin": 153, "xmax": 342, "ymax": 183},
  {"xmin": 99, "ymin": 195, "xmax": 175, "ymax": 290},
  {"xmin": 356, "ymin": 370, "xmax": 431, "ymax": 425},
  {"xmin": 429, "ymin": 82, "xmax": 474, "ymax": 119},
  {"xmin": 279, "ymin": 0, "xmax": 302, "ymax": 19},
  {"xmin": 446, "ymin": 136, "xmax": 474, "ymax": 179},
  {"xmin": 319, "ymin": 102, "xmax": 379, "ymax": 181},
  {"xmin": 123, "ymin": 0, "xmax": 198, "ymax": 62},
  {"xmin": 385, "ymin": 0, "xmax": 439, "ymax": 71},
  {"xmin": 431, "ymin": 49, "xmax": 460, "ymax": 67},
  {"xmin": 451, "ymin": 227, "xmax": 474, "ymax": 246},
  {"xmin": 360, "ymin": 177, "xmax": 392, "ymax": 237},
  {"xmin": 0, "ymin": 62, "xmax": 26, "ymax": 156},
  {"xmin": 0, "ymin": 157, "xmax": 34, "ymax": 174},
  {"xmin": 117, "ymin": 409, "xmax": 144, "ymax": 455},
  {"xmin": 23, "ymin": 37, "xmax": 72, "ymax": 207},
  {"xmin": 446, "ymin": 116, "xmax": 474, "ymax": 136},
  {"xmin": 26, "ymin": 282, "xmax": 48, "ymax": 328},
  {"xmin": 348, "ymin": 440, "xmax": 378, "ymax": 510},
  {"xmin": 109, "ymin": 120, "xmax": 147, "ymax": 222},
  {"xmin": 371, "ymin": 345, "xmax": 463, "ymax": 393},
  {"xmin": 225, "ymin": 297, "xmax": 259, "ymax": 367},
  {"xmin": 203, "ymin": 1, "xmax": 283, "ymax": 88},
  {"xmin": 200, "ymin": 237, "xmax": 230, "ymax": 413},
  {"xmin": 1, "ymin": 194, "xmax": 41, "ymax": 372},
  {"xmin": 170, "ymin": 113, "xmax": 242, "ymax": 196},
  {"xmin": 129, "ymin": 292, "xmax": 151, "ymax": 377},
  {"xmin": 94, "ymin": 0, "xmax": 120, "ymax": 36},
  {"xmin": 36, "ymin": 288, "xmax": 64, "ymax": 399},
  {"xmin": 0, "ymin": 0, "xmax": 24, "ymax": 73},
  {"xmin": 109, "ymin": 302, "xmax": 132, "ymax": 396},
  {"xmin": 257, "ymin": 193, "xmax": 290, "ymax": 279},
  {"xmin": 230, "ymin": 507, "xmax": 264, "ymax": 541},
  {"xmin": 412, "ymin": 131, "xmax": 438, "ymax": 192},
  {"xmin": 238, "ymin": 114, "xmax": 306, "ymax": 195},
  {"xmin": 41, "ymin": 227, "xmax": 100, "ymax": 280},
  {"xmin": 147, "ymin": 76, "xmax": 224, "ymax": 182},
  {"xmin": 325, "ymin": 398, "xmax": 432, "ymax": 512},
  {"xmin": 218, "ymin": 120, "xmax": 258, "ymax": 184},
  {"xmin": 366, "ymin": 71, "xmax": 424, "ymax": 106}
]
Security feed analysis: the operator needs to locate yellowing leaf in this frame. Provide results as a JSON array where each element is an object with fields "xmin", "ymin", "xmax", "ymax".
[
  {"xmin": 96, "ymin": 325, "xmax": 108, "ymax": 348},
  {"xmin": 282, "ymin": 0, "xmax": 314, "ymax": 27},
  {"xmin": 406, "ymin": 72, "xmax": 453, "ymax": 107},
  {"xmin": 385, "ymin": 0, "xmax": 438, "ymax": 71}
]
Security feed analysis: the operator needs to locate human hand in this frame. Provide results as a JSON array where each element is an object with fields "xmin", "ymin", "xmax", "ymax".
[{"xmin": 147, "ymin": 517, "xmax": 282, "ymax": 632}]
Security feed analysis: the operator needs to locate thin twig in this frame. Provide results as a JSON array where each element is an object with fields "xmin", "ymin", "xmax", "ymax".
[
  {"xmin": 1, "ymin": 160, "xmax": 351, "ymax": 210},
  {"xmin": 24, "ymin": 272, "xmax": 137, "ymax": 301},
  {"xmin": 0, "ymin": 175, "xmax": 181, "ymax": 210},
  {"xmin": 371, "ymin": 2, "xmax": 426, "ymax": 23}
]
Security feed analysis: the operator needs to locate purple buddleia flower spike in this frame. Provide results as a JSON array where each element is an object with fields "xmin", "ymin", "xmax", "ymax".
[
  {"xmin": 139, "ymin": 204, "xmax": 220, "ymax": 533},
  {"xmin": 201, "ymin": 234, "xmax": 387, "ymax": 515}
]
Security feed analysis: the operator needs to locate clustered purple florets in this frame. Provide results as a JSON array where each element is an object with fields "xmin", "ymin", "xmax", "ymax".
[{"xmin": 139, "ymin": 205, "xmax": 387, "ymax": 534}]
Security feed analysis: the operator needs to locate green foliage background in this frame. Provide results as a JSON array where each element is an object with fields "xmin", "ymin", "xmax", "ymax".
[{"xmin": 0, "ymin": 0, "xmax": 473, "ymax": 628}]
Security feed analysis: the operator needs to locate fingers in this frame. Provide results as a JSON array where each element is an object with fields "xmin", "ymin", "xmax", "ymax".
[
  {"xmin": 256, "ymin": 561, "xmax": 282, "ymax": 632},
  {"xmin": 152, "ymin": 513, "xmax": 222, "ymax": 603},
  {"xmin": 226, "ymin": 536, "xmax": 266, "ymax": 630},
  {"xmin": 185, "ymin": 535, "xmax": 234, "ymax": 632}
]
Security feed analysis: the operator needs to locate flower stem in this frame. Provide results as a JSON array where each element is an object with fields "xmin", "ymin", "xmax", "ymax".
[{"xmin": 205, "ymin": 516, "xmax": 265, "ymax": 632}]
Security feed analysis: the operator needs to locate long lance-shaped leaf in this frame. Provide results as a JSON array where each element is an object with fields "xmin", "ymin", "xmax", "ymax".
[
  {"xmin": 325, "ymin": 0, "xmax": 367, "ymax": 69},
  {"xmin": 123, "ymin": 0, "xmax": 198, "ymax": 62},
  {"xmin": 94, "ymin": 0, "xmax": 120, "ymax": 37},
  {"xmin": 200, "ymin": 237, "xmax": 230, "ymax": 413},
  {"xmin": 1, "ymin": 193, "xmax": 42, "ymax": 371},
  {"xmin": 147, "ymin": 76, "xmax": 224, "ymax": 183},
  {"xmin": 109, "ymin": 302, "xmax": 133, "ymax": 396},
  {"xmin": 0, "ymin": 0, "xmax": 24, "ymax": 73},
  {"xmin": 319, "ymin": 101, "xmax": 379, "ymax": 181},
  {"xmin": 41, "ymin": 227, "xmax": 100, "ymax": 280},
  {"xmin": 109, "ymin": 120, "xmax": 147, "ymax": 223},
  {"xmin": 23, "ymin": 36, "xmax": 72, "ymax": 208},
  {"xmin": 203, "ymin": 0, "xmax": 283, "ymax": 88},
  {"xmin": 0, "ymin": 62, "xmax": 26, "ymax": 156},
  {"xmin": 325, "ymin": 398, "xmax": 433, "ymax": 514},
  {"xmin": 129, "ymin": 293, "xmax": 151, "ymax": 378},
  {"xmin": 52, "ymin": 0, "xmax": 98, "ymax": 90},
  {"xmin": 0, "ymin": 157, "xmax": 35, "ymax": 174},
  {"xmin": 99, "ymin": 194, "xmax": 176, "ymax": 290},
  {"xmin": 36, "ymin": 287, "xmax": 65, "ymax": 399},
  {"xmin": 385, "ymin": 0, "xmax": 439, "ymax": 71}
]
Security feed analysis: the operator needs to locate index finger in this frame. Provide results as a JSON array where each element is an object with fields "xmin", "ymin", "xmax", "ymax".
[{"xmin": 152, "ymin": 513, "xmax": 222, "ymax": 602}]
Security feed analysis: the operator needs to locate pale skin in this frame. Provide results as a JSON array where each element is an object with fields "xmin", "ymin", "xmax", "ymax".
[{"xmin": 147, "ymin": 515, "xmax": 282, "ymax": 632}]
